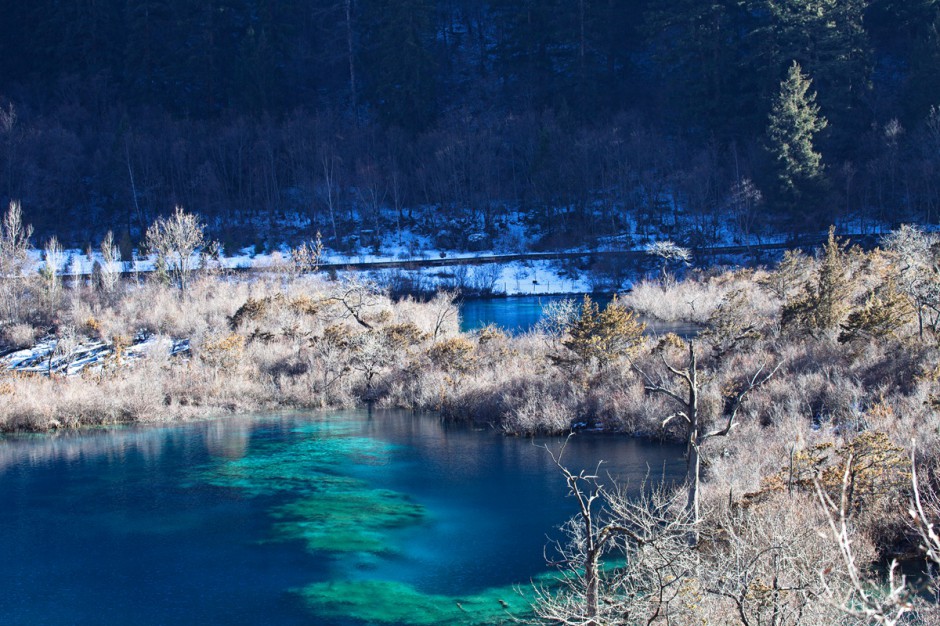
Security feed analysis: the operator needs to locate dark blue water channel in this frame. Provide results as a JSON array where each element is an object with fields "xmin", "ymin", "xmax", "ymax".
[{"xmin": 0, "ymin": 411, "xmax": 684, "ymax": 625}]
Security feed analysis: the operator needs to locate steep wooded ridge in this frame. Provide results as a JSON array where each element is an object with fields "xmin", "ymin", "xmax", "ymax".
[{"xmin": 0, "ymin": 1, "xmax": 939, "ymax": 251}]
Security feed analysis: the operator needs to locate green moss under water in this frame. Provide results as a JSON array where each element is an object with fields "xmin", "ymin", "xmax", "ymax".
[
  {"xmin": 299, "ymin": 579, "xmax": 536, "ymax": 626},
  {"xmin": 270, "ymin": 489, "xmax": 425, "ymax": 554},
  {"xmin": 196, "ymin": 422, "xmax": 425, "ymax": 556},
  {"xmin": 199, "ymin": 431, "xmax": 393, "ymax": 497},
  {"xmin": 195, "ymin": 419, "xmax": 548, "ymax": 625}
]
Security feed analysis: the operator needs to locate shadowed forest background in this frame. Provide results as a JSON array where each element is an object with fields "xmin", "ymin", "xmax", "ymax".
[{"xmin": 1, "ymin": 0, "xmax": 939, "ymax": 251}]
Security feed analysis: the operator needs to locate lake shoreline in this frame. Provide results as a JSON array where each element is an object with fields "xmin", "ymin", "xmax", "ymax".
[{"xmin": 3, "ymin": 235, "xmax": 939, "ymax": 621}]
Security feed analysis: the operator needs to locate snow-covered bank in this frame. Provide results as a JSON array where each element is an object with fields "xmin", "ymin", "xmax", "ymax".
[{"xmin": 1, "ymin": 333, "xmax": 189, "ymax": 377}]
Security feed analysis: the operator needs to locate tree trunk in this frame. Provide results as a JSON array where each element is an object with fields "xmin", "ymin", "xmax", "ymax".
[
  {"xmin": 687, "ymin": 442, "xmax": 700, "ymax": 546},
  {"xmin": 687, "ymin": 342, "xmax": 700, "ymax": 544},
  {"xmin": 345, "ymin": 0, "xmax": 357, "ymax": 119},
  {"xmin": 585, "ymin": 550, "xmax": 599, "ymax": 624}
]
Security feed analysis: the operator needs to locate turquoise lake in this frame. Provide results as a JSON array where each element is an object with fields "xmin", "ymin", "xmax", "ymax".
[
  {"xmin": 0, "ymin": 410, "xmax": 684, "ymax": 625},
  {"xmin": 459, "ymin": 295, "xmax": 576, "ymax": 334},
  {"xmin": 459, "ymin": 295, "xmax": 700, "ymax": 337}
]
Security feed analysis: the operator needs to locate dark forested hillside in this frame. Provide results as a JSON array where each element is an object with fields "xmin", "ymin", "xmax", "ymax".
[{"xmin": 0, "ymin": 0, "xmax": 938, "ymax": 249}]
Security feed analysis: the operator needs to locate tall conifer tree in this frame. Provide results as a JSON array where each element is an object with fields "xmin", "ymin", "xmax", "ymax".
[
  {"xmin": 360, "ymin": 0, "xmax": 438, "ymax": 130},
  {"xmin": 749, "ymin": 0, "xmax": 871, "ymax": 153},
  {"xmin": 646, "ymin": 0, "xmax": 755, "ymax": 138},
  {"xmin": 766, "ymin": 61, "xmax": 828, "ymax": 226}
]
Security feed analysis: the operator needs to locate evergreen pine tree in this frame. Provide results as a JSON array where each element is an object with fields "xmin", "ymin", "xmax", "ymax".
[
  {"xmin": 748, "ymin": 0, "xmax": 871, "ymax": 153},
  {"xmin": 124, "ymin": 0, "xmax": 180, "ymax": 107},
  {"xmin": 766, "ymin": 61, "xmax": 828, "ymax": 227},
  {"xmin": 646, "ymin": 0, "xmax": 756, "ymax": 138},
  {"xmin": 489, "ymin": 0, "xmax": 565, "ymax": 110},
  {"xmin": 905, "ymin": 10, "xmax": 940, "ymax": 119},
  {"xmin": 360, "ymin": 0, "xmax": 438, "ymax": 131}
]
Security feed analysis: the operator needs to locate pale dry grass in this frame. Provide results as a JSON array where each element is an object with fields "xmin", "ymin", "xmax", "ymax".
[
  {"xmin": 1, "ymin": 322, "xmax": 39, "ymax": 349},
  {"xmin": 0, "ymin": 247, "xmax": 935, "ymax": 493},
  {"xmin": 624, "ymin": 269, "xmax": 778, "ymax": 324}
]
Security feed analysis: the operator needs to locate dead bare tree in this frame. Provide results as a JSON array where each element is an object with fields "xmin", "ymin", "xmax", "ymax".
[
  {"xmin": 533, "ymin": 437, "xmax": 697, "ymax": 626},
  {"xmin": 320, "ymin": 278, "xmax": 381, "ymax": 329},
  {"xmin": 634, "ymin": 340, "xmax": 781, "ymax": 537},
  {"xmin": 815, "ymin": 456, "xmax": 913, "ymax": 626}
]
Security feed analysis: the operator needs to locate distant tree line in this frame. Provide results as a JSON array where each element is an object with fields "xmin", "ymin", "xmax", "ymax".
[{"xmin": 1, "ymin": 0, "xmax": 939, "ymax": 249}]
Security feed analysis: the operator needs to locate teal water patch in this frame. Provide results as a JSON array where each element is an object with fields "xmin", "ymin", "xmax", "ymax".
[
  {"xmin": 199, "ymin": 429, "xmax": 394, "ymax": 497},
  {"xmin": 196, "ymin": 420, "xmax": 425, "ymax": 556},
  {"xmin": 271, "ymin": 489, "xmax": 425, "ymax": 554},
  {"xmin": 299, "ymin": 579, "xmax": 536, "ymax": 626}
]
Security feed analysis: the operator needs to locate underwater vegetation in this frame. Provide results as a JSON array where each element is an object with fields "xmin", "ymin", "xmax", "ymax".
[
  {"xmin": 299, "ymin": 579, "xmax": 535, "ymax": 626},
  {"xmin": 196, "ymin": 419, "xmax": 538, "ymax": 625},
  {"xmin": 271, "ymin": 489, "xmax": 425, "ymax": 555},
  {"xmin": 199, "ymin": 422, "xmax": 425, "ymax": 556}
]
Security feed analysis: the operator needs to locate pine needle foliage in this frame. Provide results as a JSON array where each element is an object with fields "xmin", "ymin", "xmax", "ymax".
[
  {"xmin": 766, "ymin": 61, "xmax": 828, "ymax": 221},
  {"xmin": 782, "ymin": 227, "xmax": 853, "ymax": 333},
  {"xmin": 839, "ymin": 279, "xmax": 915, "ymax": 343},
  {"xmin": 563, "ymin": 295, "xmax": 646, "ymax": 366}
]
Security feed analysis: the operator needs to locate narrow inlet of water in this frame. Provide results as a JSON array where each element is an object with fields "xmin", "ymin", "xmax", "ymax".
[{"xmin": 459, "ymin": 295, "xmax": 699, "ymax": 337}]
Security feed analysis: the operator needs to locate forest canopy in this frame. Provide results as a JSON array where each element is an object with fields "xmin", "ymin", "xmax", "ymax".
[{"xmin": 0, "ymin": 1, "xmax": 938, "ymax": 247}]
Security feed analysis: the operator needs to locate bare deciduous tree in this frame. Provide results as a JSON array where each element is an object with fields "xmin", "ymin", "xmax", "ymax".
[
  {"xmin": 144, "ymin": 206, "xmax": 207, "ymax": 295},
  {"xmin": 49, "ymin": 324, "xmax": 78, "ymax": 378},
  {"xmin": 38, "ymin": 236, "xmax": 64, "ymax": 317},
  {"xmin": 882, "ymin": 224, "xmax": 940, "ymax": 338},
  {"xmin": 429, "ymin": 289, "xmax": 459, "ymax": 340},
  {"xmin": 349, "ymin": 330, "xmax": 393, "ymax": 395},
  {"xmin": 729, "ymin": 177, "xmax": 763, "ymax": 246},
  {"xmin": 0, "ymin": 201, "xmax": 33, "ymax": 325},
  {"xmin": 280, "ymin": 231, "xmax": 324, "ymax": 281},
  {"xmin": 536, "ymin": 297, "xmax": 578, "ymax": 350},
  {"xmin": 534, "ymin": 437, "xmax": 697, "ymax": 626},
  {"xmin": 646, "ymin": 240, "xmax": 691, "ymax": 283},
  {"xmin": 912, "ymin": 465, "xmax": 940, "ymax": 563},
  {"xmin": 304, "ymin": 327, "xmax": 352, "ymax": 406},
  {"xmin": 910, "ymin": 445, "xmax": 940, "ymax": 605},
  {"xmin": 321, "ymin": 278, "xmax": 382, "ymax": 329},
  {"xmin": 705, "ymin": 495, "xmax": 850, "ymax": 626},
  {"xmin": 634, "ymin": 339, "xmax": 781, "ymax": 537},
  {"xmin": 816, "ymin": 457, "xmax": 913, "ymax": 626},
  {"xmin": 99, "ymin": 230, "xmax": 122, "ymax": 295}
]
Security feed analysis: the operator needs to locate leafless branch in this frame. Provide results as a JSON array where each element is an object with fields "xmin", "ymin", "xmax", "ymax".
[{"xmin": 815, "ymin": 455, "xmax": 912, "ymax": 626}]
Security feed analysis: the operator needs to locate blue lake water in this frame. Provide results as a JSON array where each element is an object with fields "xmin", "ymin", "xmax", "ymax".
[
  {"xmin": 459, "ymin": 295, "xmax": 601, "ymax": 334},
  {"xmin": 0, "ymin": 411, "xmax": 684, "ymax": 625},
  {"xmin": 459, "ymin": 295, "xmax": 699, "ymax": 337}
]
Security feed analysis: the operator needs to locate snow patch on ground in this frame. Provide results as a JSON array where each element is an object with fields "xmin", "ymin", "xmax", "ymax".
[{"xmin": 1, "ymin": 333, "xmax": 188, "ymax": 377}]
